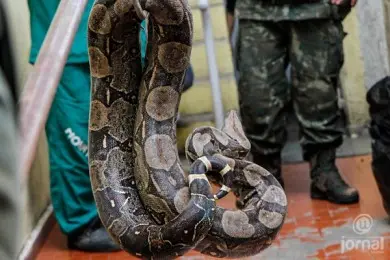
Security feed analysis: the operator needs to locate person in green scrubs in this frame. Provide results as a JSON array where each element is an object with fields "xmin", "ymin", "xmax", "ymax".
[{"xmin": 28, "ymin": 0, "xmax": 147, "ymax": 252}]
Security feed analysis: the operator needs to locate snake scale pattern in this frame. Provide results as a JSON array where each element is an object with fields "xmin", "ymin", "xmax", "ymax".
[{"xmin": 87, "ymin": 0, "xmax": 288, "ymax": 258}]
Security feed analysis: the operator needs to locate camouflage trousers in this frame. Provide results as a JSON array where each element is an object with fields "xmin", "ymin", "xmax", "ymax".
[{"xmin": 235, "ymin": 19, "xmax": 345, "ymax": 160}]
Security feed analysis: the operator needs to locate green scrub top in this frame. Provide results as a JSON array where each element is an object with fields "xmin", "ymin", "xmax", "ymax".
[{"xmin": 28, "ymin": 0, "xmax": 147, "ymax": 65}]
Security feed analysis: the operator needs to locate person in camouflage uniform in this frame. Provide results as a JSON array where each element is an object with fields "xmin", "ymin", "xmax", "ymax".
[{"xmin": 226, "ymin": 0, "xmax": 359, "ymax": 204}]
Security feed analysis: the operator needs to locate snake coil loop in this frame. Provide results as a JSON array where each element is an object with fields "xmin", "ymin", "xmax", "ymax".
[{"xmin": 88, "ymin": 0, "xmax": 288, "ymax": 258}]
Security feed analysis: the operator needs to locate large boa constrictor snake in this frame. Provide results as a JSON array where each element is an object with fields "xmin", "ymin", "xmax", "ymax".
[{"xmin": 87, "ymin": 0, "xmax": 288, "ymax": 258}]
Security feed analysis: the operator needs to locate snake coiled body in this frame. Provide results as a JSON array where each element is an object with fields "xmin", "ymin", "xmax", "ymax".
[{"xmin": 88, "ymin": 0, "xmax": 288, "ymax": 259}]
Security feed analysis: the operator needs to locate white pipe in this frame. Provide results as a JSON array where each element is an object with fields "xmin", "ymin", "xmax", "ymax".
[{"xmin": 198, "ymin": 0, "xmax": 225, "ymax": 129}]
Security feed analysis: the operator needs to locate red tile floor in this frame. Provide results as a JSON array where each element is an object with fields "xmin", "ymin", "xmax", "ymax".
[{"xmin": 36, "ymin": 155, "xmax": 390, "ymax": 259}]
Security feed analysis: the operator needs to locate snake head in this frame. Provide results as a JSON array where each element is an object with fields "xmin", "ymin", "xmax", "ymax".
[{"xmin": 221, "ymin": 110, "xmax": 251, "ymax": 159}]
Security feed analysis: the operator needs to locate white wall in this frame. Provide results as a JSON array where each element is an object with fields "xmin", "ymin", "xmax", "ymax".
[
  {"xmin": 357, "ymin": 0, "xmax": 390, "ymax": 89},
  {"xmin": 3, "ymin": 0, "xmax": 32, "ymax": 90}
]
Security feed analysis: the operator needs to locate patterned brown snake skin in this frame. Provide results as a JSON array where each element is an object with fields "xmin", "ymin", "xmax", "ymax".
[{"xmin": 87, "ymin": 0, "xmax": 288, "ymax": 259}]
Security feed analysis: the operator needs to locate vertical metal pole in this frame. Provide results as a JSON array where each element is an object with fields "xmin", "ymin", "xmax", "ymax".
[
  {"xmin": 198, "ymin": 0, "xmax": 225, "ymax": 129},
  {"xmin": 19, "ymin": 0, "xmax": 88, "ymax": 180}
]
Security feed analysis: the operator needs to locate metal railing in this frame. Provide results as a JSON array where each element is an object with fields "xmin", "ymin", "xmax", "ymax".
[{"xmin": 19, "ymin": 0, "xmax": 88, "ymax": 179}]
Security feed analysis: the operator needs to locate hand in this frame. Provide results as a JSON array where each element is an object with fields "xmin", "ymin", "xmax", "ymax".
[{"xmin": 331, "ymin": 0, "xmax": 357, "ymax": 7}]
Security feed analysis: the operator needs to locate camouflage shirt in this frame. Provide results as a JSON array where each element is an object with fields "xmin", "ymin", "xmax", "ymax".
[{"xmin": 235, "ymin": 0, "xmax": 351, "ymax": 21}]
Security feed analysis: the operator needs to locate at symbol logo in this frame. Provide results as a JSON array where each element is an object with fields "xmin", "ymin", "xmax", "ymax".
[{"xmin": 352, "ymin": 214, "xmax": 373, "ymax": 235}]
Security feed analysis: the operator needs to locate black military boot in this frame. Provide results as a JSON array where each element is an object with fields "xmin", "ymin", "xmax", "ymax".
[
  {"xmin": 252, "ymin": 152, "xmax": 284, "ymax": 189},
  {"xmin": 309, "ymin": 149, "xmax": 359, "ymax": 204}
]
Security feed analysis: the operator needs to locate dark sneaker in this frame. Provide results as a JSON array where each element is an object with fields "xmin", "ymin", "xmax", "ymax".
[{"xmin": 67, "ymin": 218, "xmax": 121, "ymax": 252}]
